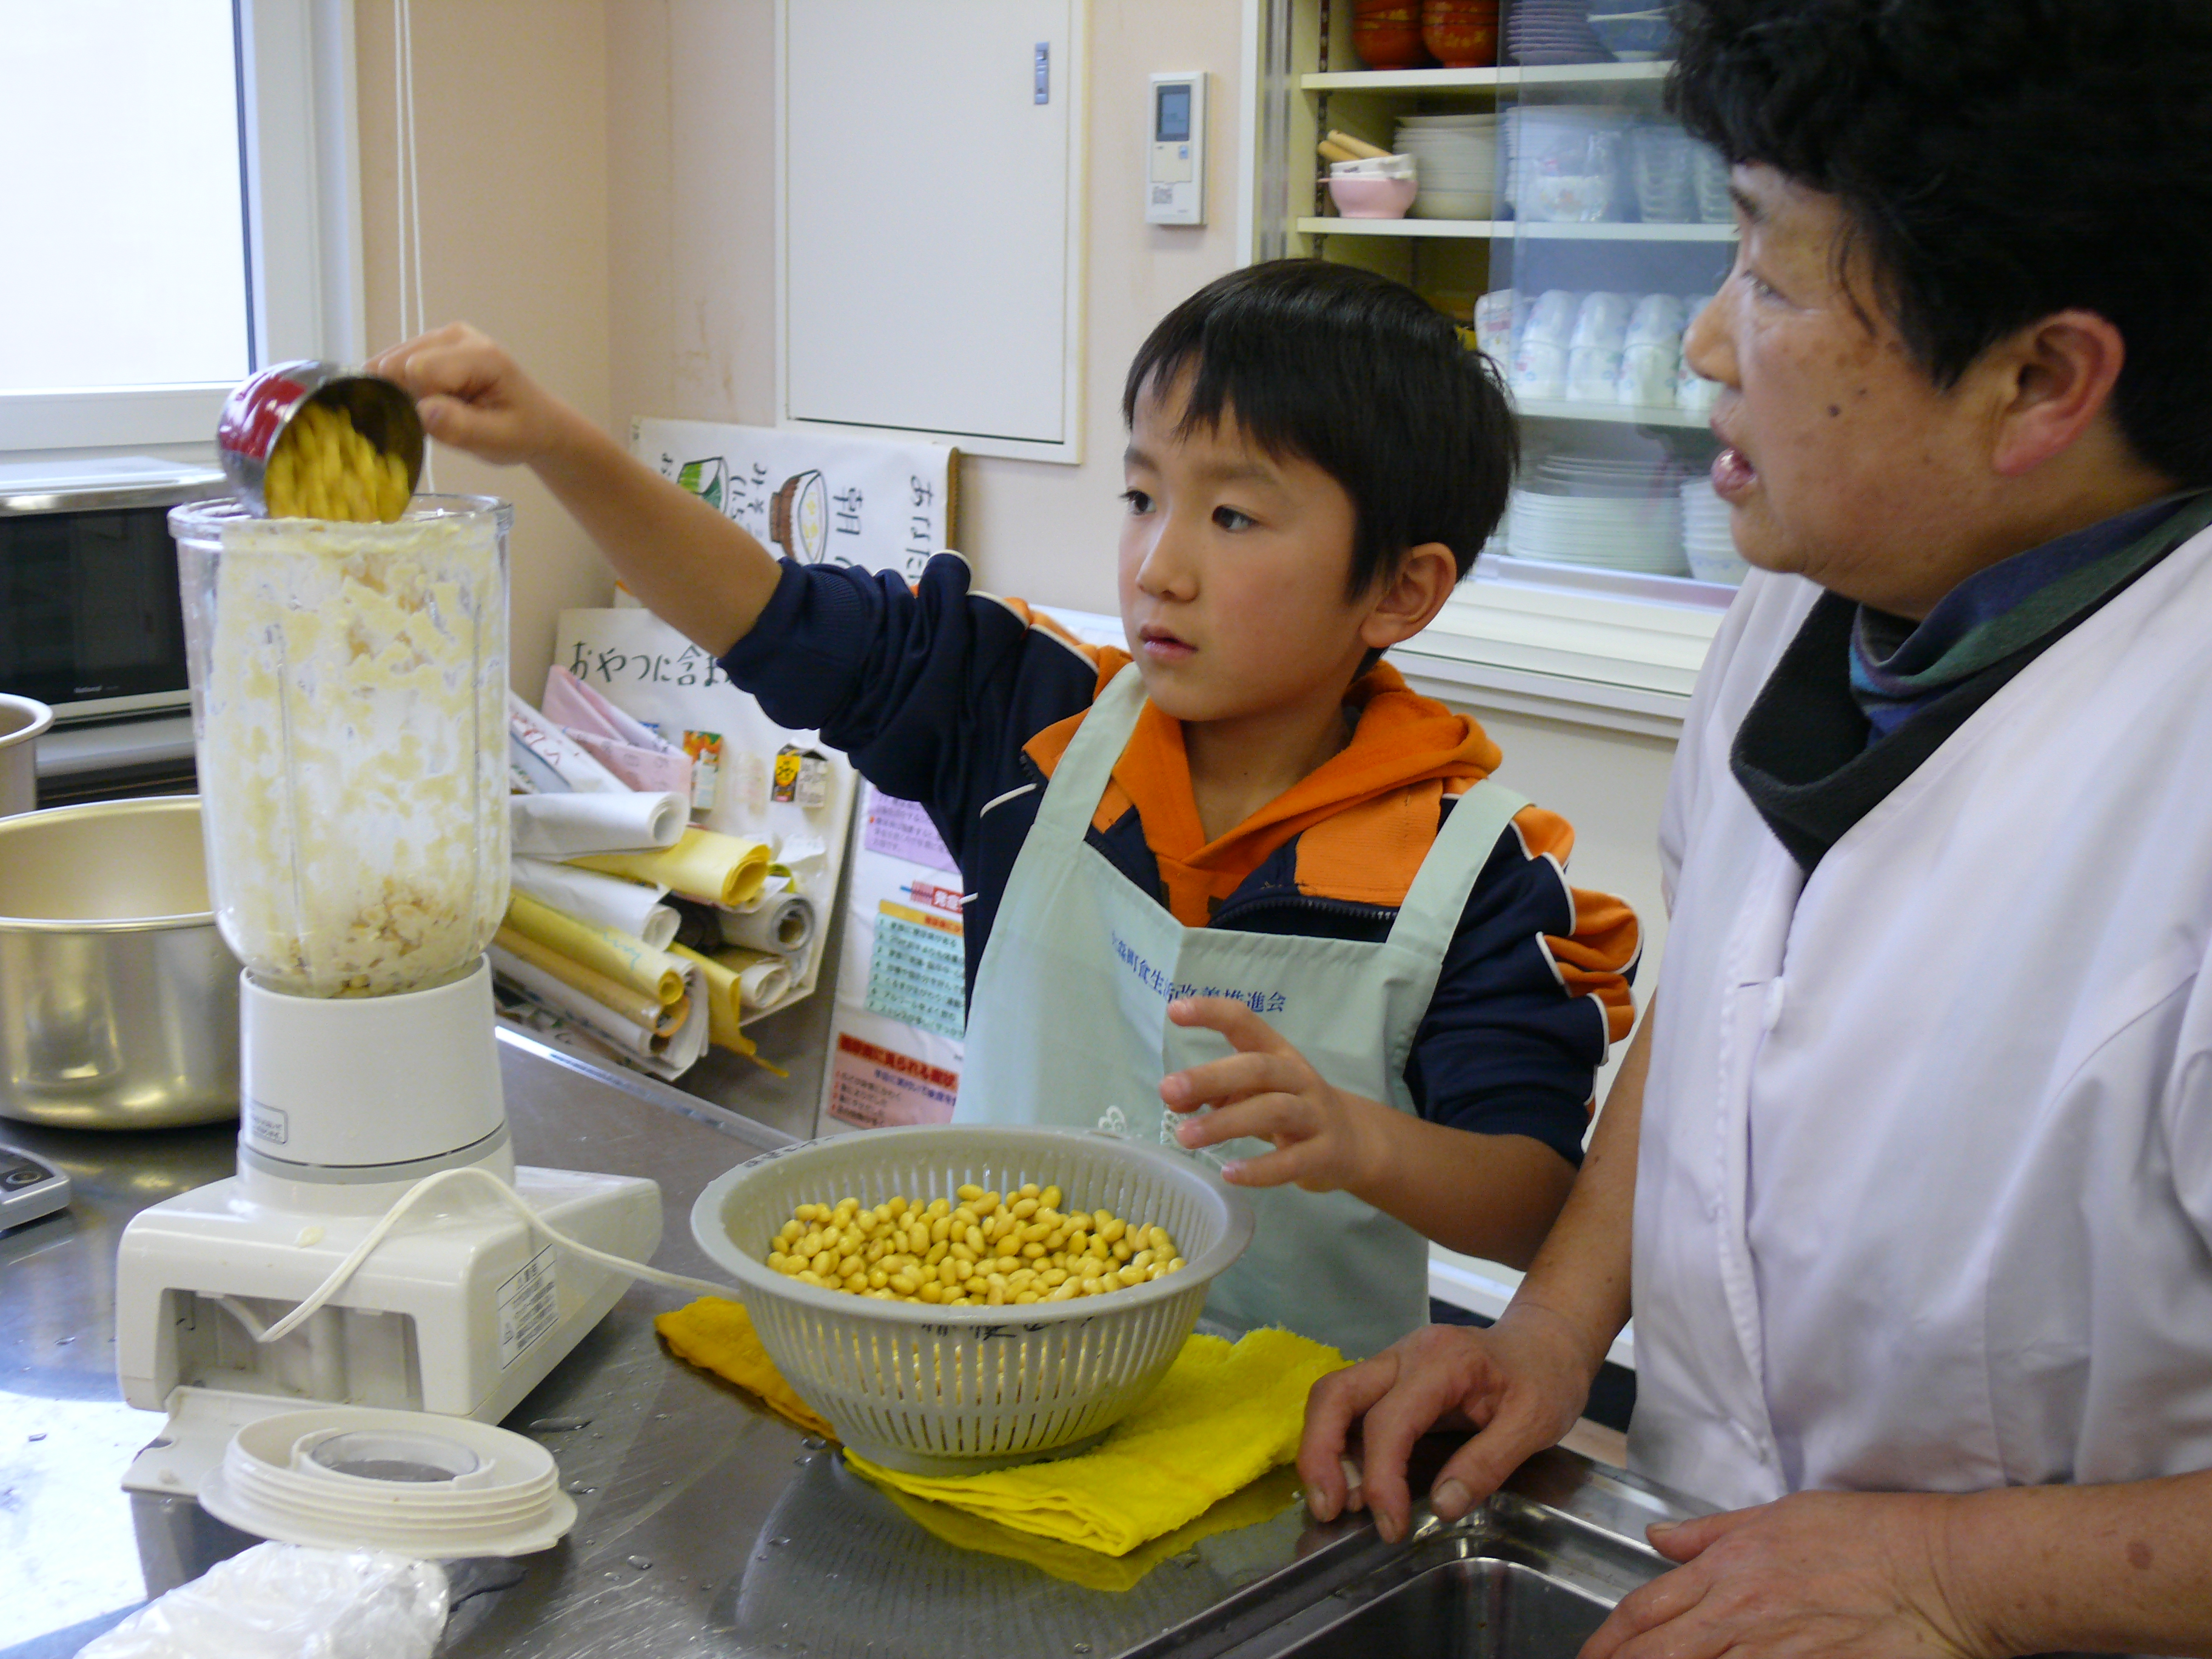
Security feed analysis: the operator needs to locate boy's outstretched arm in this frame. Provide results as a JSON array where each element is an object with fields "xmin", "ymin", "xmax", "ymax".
[
  {"xmin": 366, "ymin": 324, "xmax": 780, "ymax": 655},
  {"xmin": 1161, "ymin": 997, "xmax": 1575, "ymax": 1265}
]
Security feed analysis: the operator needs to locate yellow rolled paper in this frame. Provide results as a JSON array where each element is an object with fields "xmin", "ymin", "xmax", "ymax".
[
  {"xmin": 504, "ymin": 891, "xmax": 683, "ymax": 1006},
  {"xmin": 571, "ymin": 828, "xmax": 771, "ymax": 909},
  {"xmin": 495, "ymin": 925, "xmax": 683, "ymax": 1035},
  {"xmin": 670, "ymin": 942, "xmax": 748, "ymax": 1051}
]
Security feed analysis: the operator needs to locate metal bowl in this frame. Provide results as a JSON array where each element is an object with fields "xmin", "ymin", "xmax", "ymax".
[
  {"xmin": 0, "ymin": 796, "xmax": 240, "ymax": 1129},
  {"xmin": 0, "ymin": 694, "xmax": 52, "ymax": 820}
]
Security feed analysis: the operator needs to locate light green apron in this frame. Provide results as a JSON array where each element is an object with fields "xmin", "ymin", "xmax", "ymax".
[{"xmin": 957, "ymin": 669, "xmax": 1528, "ymax": 1358}]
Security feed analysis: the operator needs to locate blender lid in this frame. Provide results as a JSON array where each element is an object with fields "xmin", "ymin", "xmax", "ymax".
[{"xmin": 198, "ymin": 1404, "xmax": 578, "ymax": 1559}]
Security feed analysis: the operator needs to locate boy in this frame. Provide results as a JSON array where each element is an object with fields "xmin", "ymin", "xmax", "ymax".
[{"xmin": 372, "ymin": 260, "xmax": 1638, "ymax": 1358}]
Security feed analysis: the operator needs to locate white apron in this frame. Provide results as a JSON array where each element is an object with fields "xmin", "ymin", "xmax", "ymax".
[
  {"xmin": 1634, "ymin": 521, "xmax": 2212, "ymax": 1514},
  {"xmin": 957, "ymin": 668, "xmax": 1527, "ymax": 1358}
]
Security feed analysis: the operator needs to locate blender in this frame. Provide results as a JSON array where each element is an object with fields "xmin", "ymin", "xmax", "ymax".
[{"xmin": 115, "ymin": 480, "xmax": 662, "ymax": 1494}]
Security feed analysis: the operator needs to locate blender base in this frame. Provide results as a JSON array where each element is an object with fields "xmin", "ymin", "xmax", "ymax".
[{"xmin": 116, "ymin": 1162, "xmax": 662, "ymax": 1498}]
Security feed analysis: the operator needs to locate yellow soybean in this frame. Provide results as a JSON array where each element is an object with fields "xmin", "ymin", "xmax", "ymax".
[
  {"xmin": 264, "ymin": 398, "xmax": 411, "ymax": 524},
  {"xmin": 761, "ymin": 1187, "xmax": 1190, "ymax": 1306}
]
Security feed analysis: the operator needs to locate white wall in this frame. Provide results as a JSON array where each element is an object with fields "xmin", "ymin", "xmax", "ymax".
[
  {"xmin": 605, "ymin": 0, "xmax": 1251, "ymax": 617},
  {"xmin": 354, "ymin": 0, "xmax": 616, "ymax": 700}
]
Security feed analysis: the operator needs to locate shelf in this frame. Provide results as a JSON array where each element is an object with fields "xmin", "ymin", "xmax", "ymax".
[
  {"xmin": 1296, "ymin": 216, "xmax": 1503, "ymax": 238},
  {"xmin": 1522, "ymin": 220, "xmax": 1736, "ymax": 241},
  {"xmin": 1302, "ymin": 62, "xmax": 1672, "ymax": 91},
  {"xmin": 1296, "ymin": 216, "xmax": 1735, "ymax": 242},
  {"xmin": 1515, "ymin": 398, "xmax": 1715, "ymax": 429}
]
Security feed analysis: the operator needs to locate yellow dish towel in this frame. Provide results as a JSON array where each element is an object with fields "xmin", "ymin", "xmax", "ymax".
[
  {"xmin": 655, "ymin": 1296, "xmax": 836, "ymax": 1439},
  {"xmin": 655, "ymin": 1298, "xmax": 1342, "ymax": 1558},
  {"xmin": 873, "ymin": 1464, "xmax": 1305, "ymax": 1592},
  {"xmin": 845, "ymin": 1326, "xmax": 1342, "ymax": 1556}
]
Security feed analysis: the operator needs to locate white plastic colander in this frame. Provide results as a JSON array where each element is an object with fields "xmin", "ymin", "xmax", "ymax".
[{"xmin": 689, "ymin": 1125, "xmax": 1255, "ymax": 1475}]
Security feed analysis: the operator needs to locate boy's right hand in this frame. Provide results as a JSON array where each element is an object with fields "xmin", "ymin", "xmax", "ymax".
[{"xmin": 366, "ymin": 324, "xmax": 575, "ymax": 468}]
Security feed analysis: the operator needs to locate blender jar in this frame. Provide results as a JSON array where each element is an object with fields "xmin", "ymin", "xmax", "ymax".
[{"xmin": 170, "ymin": 497, "xmax": 511, "ymax": 997}]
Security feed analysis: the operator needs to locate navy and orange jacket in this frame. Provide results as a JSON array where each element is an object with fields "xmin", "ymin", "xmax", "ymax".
[{"xmin": 721, "ymin": 554, "xmax": 1640, "ymax": 1168}]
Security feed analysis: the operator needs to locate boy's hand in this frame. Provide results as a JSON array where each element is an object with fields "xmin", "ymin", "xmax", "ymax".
[
  {"xmin": 1161, "ymin": 997, "xmax": 1392, "ymax": 1193},
  {"xmin": 365, "ymin": 324, "xmax": 576, "ymax": 468}
]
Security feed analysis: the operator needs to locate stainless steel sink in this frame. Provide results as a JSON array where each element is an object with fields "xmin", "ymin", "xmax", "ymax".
[
  {"xmin": 1267, "ymin": 1554, "xmax": 1612, "ymax": 1658},
  {"xmin": 1125, "ymin": 1447, "xmax": 1702, "ymax": 1659}
]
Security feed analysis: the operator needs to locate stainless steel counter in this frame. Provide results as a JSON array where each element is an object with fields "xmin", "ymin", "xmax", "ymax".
[{"xmin": 1, "ymin": 1029, "xmax": 1683, "ymax": 1658}]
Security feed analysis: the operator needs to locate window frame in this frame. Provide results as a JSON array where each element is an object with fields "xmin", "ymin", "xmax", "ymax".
[{"xmin": 0, "ymin": 0, "xmax": 363, "ymax": 458}]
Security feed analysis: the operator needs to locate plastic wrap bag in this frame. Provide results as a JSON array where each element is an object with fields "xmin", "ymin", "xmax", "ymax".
[{"xmin": 78, "ymin": 1543, "xmax": 448, "ymax": 1659}]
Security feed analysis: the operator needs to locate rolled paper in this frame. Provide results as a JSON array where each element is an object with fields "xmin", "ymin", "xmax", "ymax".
[
  {"xmin": 541, "ymin": 666, "xmax": 695, "ymax": 798},
  {"xmin": 508, "ymin": 731, "xmax": 569, "ymax": 795},
  {"xmin": 571, "ymin": 826, "xmax": 771, "ymax": 909},
  {"xmin": 491, "ymin": 945, "xmax": 669, "ymax": 1057},
  {"xmin": 511, "ymin": 856, "xmax": 679, "ymax": 951},
  {"xmin": 497, "ymin": 949, "xmax": 711, "ymax": 1081},
  {"xmin": 511, "ymin": 790, "xmax": 688, "ymax": 857},
  {"xmin": 566, "ymin": 726, "xmax": 694, "ymax": 798},
  {"xmin": 494, "ymin": 924, "xmax": 679, "ymax": 1034},
  {"xmin": 543, "ymin": 665, "xmax": 685, "ymax": 755},
  {"xmin": 669, "ymin": 942, "xmax": 748, "ymax": 1050},
  {"xmin": 720, "ymin": 871, "xmax": 791, "ymax": 915},
  {"xmin": 508, "ymin": 691, "xmax": 626, "ymax": 793},
  {"xmin": 503, "ymin": 890, "xmax": 683, "ymax": 1005},
  {"xmin": 713, "ymin": 947, "xmax": 793, "ymax": 1011},
  {"xmin": 716, "ymin": 892, "xmax": 816, "ymax": 954}
]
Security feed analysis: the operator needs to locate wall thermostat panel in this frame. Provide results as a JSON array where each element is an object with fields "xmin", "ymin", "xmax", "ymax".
[{"xmin": 1146, "ymin": 72, "xmax": 1206, "ymax": 226}]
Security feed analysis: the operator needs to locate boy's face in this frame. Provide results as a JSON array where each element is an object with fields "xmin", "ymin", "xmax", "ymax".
[
  {"xmin": 1684, "ymin": 165, "xmax": 2026, "ymax": 618},
  {"xmin": 1118, "ymin": 380, "xmax": 1376, "ymax": 726}
]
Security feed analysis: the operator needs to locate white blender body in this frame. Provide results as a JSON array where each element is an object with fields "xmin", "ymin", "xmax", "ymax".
[{"xmin": 116, "ymin": 495, "xmax": 660, "ymax": 1494}]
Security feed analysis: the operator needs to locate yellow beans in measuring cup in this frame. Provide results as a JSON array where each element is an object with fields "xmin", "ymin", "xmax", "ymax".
[
  {"xmin": 763, "ymin": 1183, "xmax": 1189, "ymax": 1308},
  {"xmin": 264, "ymin": 398, "xmax": 411, "ymax": 523}
]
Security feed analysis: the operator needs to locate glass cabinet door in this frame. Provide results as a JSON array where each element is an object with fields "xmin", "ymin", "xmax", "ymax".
[{"xmin": 1280, "ymin": 0, "xmax": 1743, "ymax": 602}]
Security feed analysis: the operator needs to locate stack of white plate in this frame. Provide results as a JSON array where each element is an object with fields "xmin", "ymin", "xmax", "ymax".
[
  {"xmin": 1506, "ymin": 455, "xmax": 1688, "ymax": 575},
  {"xmin": 1507, "ymin": 0, "xmax": 1612, "ymax": 65},
  {"xmin": 1680, "ymin": 477, "xmax": 1749, "ymax": 585},
  {"xmin": 1394, "ymin": 114, "xmax": 1500, "ymax": 220}
]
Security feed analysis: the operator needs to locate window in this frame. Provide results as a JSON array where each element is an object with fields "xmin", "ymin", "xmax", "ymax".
[{"xmin": 0, "ymin": 0, "xmax": 360, "ymax": 455}]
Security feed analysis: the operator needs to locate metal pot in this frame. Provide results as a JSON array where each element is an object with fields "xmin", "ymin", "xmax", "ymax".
[
  {"xmin": 0, "ymin": 694, "xmax": 52, "ymax": 819},
  {"xmin": 0, "ymin": 796, "xmax": 240, "ymax": 1129}
]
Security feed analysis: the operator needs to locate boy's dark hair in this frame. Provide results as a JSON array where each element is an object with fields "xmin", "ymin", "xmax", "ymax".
[
  {"xmin": 1669, "ymin": 0, "xmax": 2212, "ymax": 486},
  {"xmin": 1122, "ymin": 260, "xmax": 1515, "ymax": 595}
]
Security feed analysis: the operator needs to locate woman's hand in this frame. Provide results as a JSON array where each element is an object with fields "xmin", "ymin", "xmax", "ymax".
[
  {"xmin": 1160, "ymin": 996, "xmax": 1392, "ymax": 1192},
  {"xmin": 1579, "ymin": 1492, "xmax": 1986, "ymax": 1659},
  {"xmin": 366, "ymin": 323, "xmax": 579, "ymax": 468},
  {"xmin": 1296, "ymin": 1301, "xmax": 1600, "ymax": 1543}
]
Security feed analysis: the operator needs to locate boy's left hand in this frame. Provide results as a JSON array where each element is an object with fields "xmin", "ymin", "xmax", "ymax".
[{"xmin": 1161, "ymin": 997, "xmax": 1390, "ymax": 1193}]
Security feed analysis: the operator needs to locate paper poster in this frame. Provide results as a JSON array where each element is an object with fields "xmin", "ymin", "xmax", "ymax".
[
  {"xmin": 819, "ymin": 781, "xmax": 967, "ymax": 1132},
  {"xmin": 863, "ymin": 791, "xmax": 960, "ymax": 873},
  {"xmin": 826, "ymin": 1033, "xmax": 960, "ymax": 1130},
  {"xmin": 631, "ymin": 416, "xmax": 959, "ymax": 582}
]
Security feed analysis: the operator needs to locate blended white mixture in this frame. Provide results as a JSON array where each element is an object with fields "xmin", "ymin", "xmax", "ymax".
[{"xmin": 195, "ymin": 511, "xmax": 510, "ymax": 996}]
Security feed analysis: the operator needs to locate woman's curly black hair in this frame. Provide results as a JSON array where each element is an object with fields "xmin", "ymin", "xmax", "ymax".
[{"xmin": 1669, "ymin": 0, "xmax": 2212, "ymax": 485}]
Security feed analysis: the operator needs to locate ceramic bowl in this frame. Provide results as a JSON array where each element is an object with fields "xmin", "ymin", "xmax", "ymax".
[{"xmin": 1329, "ymin": 174, "xmax": 1419, "ymax": 219}]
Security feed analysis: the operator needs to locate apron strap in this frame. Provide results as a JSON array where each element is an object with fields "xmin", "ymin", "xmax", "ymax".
[
  {"xmin": 1382, "ymin": 777, "xmax": 1530, "ymax": 964},
  {"xmin": 1028, "ymin": 666, "xmax": 1148, "ymax": 842}
]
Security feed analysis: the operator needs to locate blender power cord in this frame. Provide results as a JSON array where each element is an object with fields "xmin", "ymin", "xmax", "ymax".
[{"xmin": 255, "ymin": 1165, "xmax": 736, "ymax": 1347}]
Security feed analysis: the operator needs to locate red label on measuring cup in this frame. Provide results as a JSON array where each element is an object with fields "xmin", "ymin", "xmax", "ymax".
[{"xmin": 218, "ymin": 364, "xmax": 313, "ymax": 465}]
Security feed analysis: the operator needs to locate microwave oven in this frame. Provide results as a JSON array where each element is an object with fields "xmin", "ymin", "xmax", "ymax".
[{"xmin": 0, "ymin": 457, "xmax": 228, "ymax": 725}]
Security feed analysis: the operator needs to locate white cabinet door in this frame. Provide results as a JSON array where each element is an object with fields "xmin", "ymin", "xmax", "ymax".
[{"xmin": 779, "ymin": 0, "xmax": 1085, "ymax": 463}]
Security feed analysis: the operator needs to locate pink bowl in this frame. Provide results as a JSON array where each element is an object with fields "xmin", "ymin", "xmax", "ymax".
[{"xmin": 1328, "ymin": 175, "xmax": 1418, "ymax": 219}]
